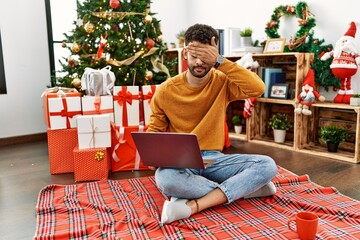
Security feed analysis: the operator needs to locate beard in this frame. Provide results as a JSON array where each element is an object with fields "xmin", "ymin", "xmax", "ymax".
[
  {"xmin": 334, "ymin": 37, "xmax": 358, "ymax": 57},
  {"xmin": 188, "ymin": 64, "xmax": 212, "ymax": 78}
]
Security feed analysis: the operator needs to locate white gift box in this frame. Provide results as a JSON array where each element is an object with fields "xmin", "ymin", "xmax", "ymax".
[
  {"xmin": 48, "ymin": 97, "xmax": 82, "ymax": 130},
  {"xmin": 113, "ymin": 86, "xmax": 140, "ymax": 127},
  {"xmin": 81, "ymin": 95, "xmax": 114, "ymax": 121},
  {"xmin": 77, "ymin": 114, "xmax": 111, "ymax": 149},
  {"xmin": 141, "ymin": 85, "xmax": 159, "ymax": 125}
]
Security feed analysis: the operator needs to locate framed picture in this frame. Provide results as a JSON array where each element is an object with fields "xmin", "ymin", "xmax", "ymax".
[
  {"xmin": 263, "ymin": 38, "xmax": 286, "ymax": 54},
  {"xmin": 269, "ymin": 83, "xmax": 289, "ymax": 99}
]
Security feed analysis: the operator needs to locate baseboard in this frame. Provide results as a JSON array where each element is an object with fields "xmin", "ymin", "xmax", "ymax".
[{"xmin": 0, "ymin": 132, "xmax": 47, "ymax": 147}]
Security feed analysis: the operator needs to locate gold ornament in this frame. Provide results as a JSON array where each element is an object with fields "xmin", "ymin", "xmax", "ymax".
[
  {"xmin": 84, "ymin": 22, "xmax": 95, "ymax": 33},
  {"xmin": 145, "ymin": 70, "xmax": 153, "ymax": 81},
  {"xmin": 71, "ymin": 77, "xmax": 81, "ymax": 88},
  {"xmin": 95, "ymin": 151, "xmax": 105, "ymax": 161},
  {"xmin": 144, "ymin": 15, "xmax": 152, "ymax": 24},
  {"xmin": 70, "ymin": 42, "xmax": 81, "ymax": 53},
  {"xmin": 156, "ymin": 35, "xmax": 163, "ymax": 42}
]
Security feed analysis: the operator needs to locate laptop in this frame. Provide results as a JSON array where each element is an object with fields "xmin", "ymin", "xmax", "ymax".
[{"xmin": 131, "ymin": 132, "xmax": 214, "ymax": 169}]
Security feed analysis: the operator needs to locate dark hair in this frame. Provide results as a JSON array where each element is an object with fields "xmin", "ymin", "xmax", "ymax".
[{"xmin": 184, "ymin": 24, "xmax": 218, "ymax": 46}]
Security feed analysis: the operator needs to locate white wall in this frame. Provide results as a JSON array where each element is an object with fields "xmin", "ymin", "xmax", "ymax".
[
  {"xmin": 0, "ymin": 0, "xmax": 360, "ymax": 138},
  {"xmin": 0, "ymin": 0, "xmax": 50, "ymax": 138}
]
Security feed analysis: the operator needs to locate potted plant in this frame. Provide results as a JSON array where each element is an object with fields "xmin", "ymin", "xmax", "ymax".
[
  {"xmin": 268, "ymin": 113, "xmax": 292, "ymax": 143},
  {"xmin": 176, "ymin": 30, "xmax": 185, "ymax": 48},
  {"xmin": 320, "ymin": 125, "xmax": 349, "ymax": 152},
  {"xmin": 350, "ymin": 94, "xmax": 360, "ymax": 106},
  {"xmin": 239, "ymin": 27, "xmax": 253, "ymax": 47},
  {"xmin": 232, "ymin": 115, "xmax": 243, "ymax": 134}
]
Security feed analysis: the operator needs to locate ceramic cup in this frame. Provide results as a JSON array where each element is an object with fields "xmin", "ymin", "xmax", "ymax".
[{"xmin": 288, "ymin": 211, "xmax": 318, "ymax": 240}]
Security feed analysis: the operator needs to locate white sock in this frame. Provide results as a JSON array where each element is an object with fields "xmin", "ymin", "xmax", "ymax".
[
  {"xmin": 161, "ymin": 197, "xmax": 192, "ymax": 224},
  {"xmin": 244, "ymin": 182, "xmax": 277, "ymax": 199}
]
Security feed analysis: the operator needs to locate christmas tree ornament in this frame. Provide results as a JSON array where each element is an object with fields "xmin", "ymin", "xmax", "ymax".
[
  {"xmin": 109, "ymin": 0, "xmax": 120, "ymax": 9},
  {"xmin": 145, "ymin": 70, "xmax": 153, "ymax": 80},
  {"xmin": 67, "ymin": 57, "xmax": 78, "ymax": 68},
  {"xmin": 145, "ymin": 38, "xmax": 155, "ymax": 49},
  {"xmin": 71, "ymin": 77, "xmax": 82, "ymax": 88},
  {"xmin": 82, "ymin": 42, "xmax": 89, "ymax": 51},
  {"xmin": 144, "ymin": 15, "xmax": 152, "ymax": 24},
  {"xmin": 156, "ymin": 35, "xmax": 163, "ymax": 42},
  {"xmin": 320, "ymin": 22, "xmax": 360, "ymax": 104},
  {"xmin": 61, "ymin": 41, "xmax": 66, "ymax": 48},
  {"xmin": 111, "ymin": 23, "xmax": 119, "ymax": 32},
  {"xmin": 70, "ymin": 41, "xmax": 81, "ymax": 53},
  {"xmin": 97, "ymin": 33, "xmax": 108, "ymax": 58},
  {"xmin": 76, "ymin": 18, "xmax": 83, "ymax": 27},
  {"xmin": 84, "ymin": 22, "xmax": 95, "ymax": 34}
]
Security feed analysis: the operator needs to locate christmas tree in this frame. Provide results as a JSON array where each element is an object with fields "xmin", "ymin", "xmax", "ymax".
[{"xmin": 52, "ymin": 0, "xmax": 176, "ymax": 90}]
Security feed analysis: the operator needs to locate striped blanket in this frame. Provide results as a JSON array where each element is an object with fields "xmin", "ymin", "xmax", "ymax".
[{"xmin": 34, "ymin": 166, "xmax": 360, "ymax": 239}]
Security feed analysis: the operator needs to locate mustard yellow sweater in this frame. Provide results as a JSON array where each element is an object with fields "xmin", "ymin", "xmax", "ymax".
[{"xmin": 147, "ymin": 59, "xmax": 265, "ymax": 151}]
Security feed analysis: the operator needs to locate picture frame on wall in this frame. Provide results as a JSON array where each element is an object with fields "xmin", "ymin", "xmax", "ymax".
[
  {"xmin": 269, "ymin": 83, "xmax": 289, "ymax": 99},
  {"xmin": 263, "ymin": 38, "xmax": 286, "ymax": 54}
]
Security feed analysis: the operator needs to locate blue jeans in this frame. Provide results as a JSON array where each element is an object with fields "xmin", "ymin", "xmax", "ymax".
[{"xmin": 155, "ymin": 151, "xmax": 278, "ymax": 203}]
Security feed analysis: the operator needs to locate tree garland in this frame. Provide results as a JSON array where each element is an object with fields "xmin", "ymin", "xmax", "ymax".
[
  {"xmin": 264, "ymin": 1, "xmax": 339, "ymax": 90},
  {"xmin": 265, "ymin": 1, "xmax": 316, "ymax": 51}
]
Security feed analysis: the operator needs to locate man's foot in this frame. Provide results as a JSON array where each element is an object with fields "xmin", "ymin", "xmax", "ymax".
[
  {"xmin": 161, "ymin": 197, "xmax": 192, "ymax": 224},
  {"xmin": 244, "ymin": 182, "xmax": 277, "ymax": 199}
]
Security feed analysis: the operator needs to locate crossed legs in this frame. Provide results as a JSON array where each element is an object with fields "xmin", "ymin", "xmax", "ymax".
[{"xmin": 156, "ymin": 151, "xmax": 278, "ymax": 224}]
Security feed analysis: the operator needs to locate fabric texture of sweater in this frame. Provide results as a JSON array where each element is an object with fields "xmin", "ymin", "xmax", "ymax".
[{"xmin": 147, "ymin": 58, "xmax": 265, "ymax": 151}]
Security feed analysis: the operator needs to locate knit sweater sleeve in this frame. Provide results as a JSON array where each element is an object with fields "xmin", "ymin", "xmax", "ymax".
[{"xmin": 217, "ymin": 58, "xmax": 265, "ymax": 101}]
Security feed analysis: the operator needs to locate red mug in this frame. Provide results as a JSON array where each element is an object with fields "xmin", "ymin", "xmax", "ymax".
[{"xmin": 288, "ymin": 211, "xmax": 318, "ymax": 240}]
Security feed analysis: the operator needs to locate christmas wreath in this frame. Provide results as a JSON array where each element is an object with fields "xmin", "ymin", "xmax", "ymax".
[
  {"xmin": 265, "ymin": 1, "xmax": 315, "ymax": 51},
  {"xmin": 264, "ymin": 1, "xmax": 339, "ymax": 90}
]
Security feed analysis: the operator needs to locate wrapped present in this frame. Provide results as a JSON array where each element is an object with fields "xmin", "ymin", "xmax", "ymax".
[
  {"xmin": 113, "ymin": 86, "xmax": 140, "ymax": 126},
  {"xmin": 73, "ymin": 146, "xmax": 110, "ymax": 182},
  {"xmin": 82, "ymin": 95, "xmax": 114, "ymax": 121},
  {"xmin": 77, "ymin": 114, "xmax": 111, "ymax": 149},
  {"xmin": 47, "ymin": 128, "xmax": 78, "ymax": 174},
  {"xmin": 142, "ymin": 85, "xmax": 159, "ymax": 125},
  {"xmin": 81, "ymin": 66, "xmax": 115, "ymax": 96},
  {"xmin": 42, "ymin": 87, "xmax": 82, "ymax": 129},
  {"xmin": 111, "ymin": 122, "xmax": 149, "ymax": 171}
]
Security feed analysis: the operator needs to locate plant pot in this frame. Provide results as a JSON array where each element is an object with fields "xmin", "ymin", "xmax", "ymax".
[
  {"xmin": 240, "ymin": 37, "xmax": 252, "ymax": 47},
  {"xmin": 234, "ymin": 125, "xmax": 242, "ymax": 135},
  {"xmin": 350, "ymin": 97, "xmax": 360, "ymax": 106},
  {"xmin": 327, "ymin": 142, "xmax": 339, "ymax": 152},
  {"xmin": 273, "ymin": 129, "xmax": 286, "ymax": 143}
]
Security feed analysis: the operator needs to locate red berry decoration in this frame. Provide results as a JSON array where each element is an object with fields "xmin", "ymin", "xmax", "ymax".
[
  {"xmin": 145, "ymin": 38, "xmax": 155, "ymax": 49},
  {"xmin": 109, "ymin": 0, "xmax": 120, "ymax": 9}
]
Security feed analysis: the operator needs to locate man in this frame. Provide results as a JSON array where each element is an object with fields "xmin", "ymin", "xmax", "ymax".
[{"xmin": 147, "ymin": 24, "xmax": 278, "ymax": 224}]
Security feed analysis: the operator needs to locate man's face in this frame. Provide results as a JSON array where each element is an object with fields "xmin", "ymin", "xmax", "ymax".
[{"xmin": 184, "ymin": 42, "xmax": 212, "ymax": 78}]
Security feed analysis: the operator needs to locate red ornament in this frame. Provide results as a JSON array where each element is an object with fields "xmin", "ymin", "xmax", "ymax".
[
  {"xmin": 110, "ymin": 0, "xmax": 120, "ymax": 9},
  {"xmin": 313, "ymin": 40, "xmax": 318, "ymax": 45},
  {"xmin": 333, "ymin": 87, "xmax": 338, "ymax": 92},
  {"xmin": 145, "ymin": 38, "xmax": 155, "ymax": 49}
]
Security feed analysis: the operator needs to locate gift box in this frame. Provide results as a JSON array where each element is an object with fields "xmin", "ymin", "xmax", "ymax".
[
  {"xmin": 47, "ymin": 128, "xmax": 78, "ymax": 174},
  {"xmin": 77, "ymin": 115, "xmax": 111, "ymax": 149},
  {"xmin": 73, "ymin": 146, "xmax": 110, "ymax": 182},
  {"xmin": 82, "ymin": 95, "xmax": 114, "ymax": 121},
  {"xmin": 142, "ymin": 85, "xmax": 159, "ymax": 125},
  {"xmin": 111, "ymin": 123, "xmax": 149, "ymax": 171},
  {"xmin": 42, "ymin": 87, "xmax": 82, "ymax": 129},
  {"xmin": 113, "ymin": 86, "xmax": 140, "ymax": 126},
  {"xmin": 81, "ymin": 66, "xmax": 115, "ymax": 96}
]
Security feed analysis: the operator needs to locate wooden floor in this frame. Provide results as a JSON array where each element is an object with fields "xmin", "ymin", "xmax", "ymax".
[{"xmin": 0, "ymin": 139, "xmax": 359, "ymax": 240}]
